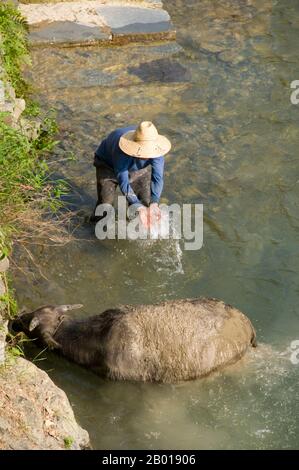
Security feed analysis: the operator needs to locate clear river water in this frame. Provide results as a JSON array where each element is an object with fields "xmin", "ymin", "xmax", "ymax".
[{"xmin": 13, "ymin": 0, "xmax": 299, "ymax": 449}]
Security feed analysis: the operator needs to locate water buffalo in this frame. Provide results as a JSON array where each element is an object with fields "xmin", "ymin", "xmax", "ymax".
[{"xmin": 10, "ymin": 298, "xmax": 256, "ymax": 383}]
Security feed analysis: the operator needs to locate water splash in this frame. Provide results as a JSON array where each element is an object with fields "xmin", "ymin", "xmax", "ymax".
[{"xmin": 132, "ymin": 213, "xmax": 184, "ymax": 275}]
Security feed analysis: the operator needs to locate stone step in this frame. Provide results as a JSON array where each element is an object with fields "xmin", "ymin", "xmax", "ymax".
[
  {"xmin": 19, "ymin": 1, "xmax": 175, "ymax": 47},
  {"xmin": 29, "ymin": 21, "xmax": 111, "ymax": 46},
  {"xmin": 19, "ymin": 0, "xmax": 163, "ymax": 6}
]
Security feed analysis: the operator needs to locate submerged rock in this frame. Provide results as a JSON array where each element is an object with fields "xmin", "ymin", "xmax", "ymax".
[
  {"xmin": 0, "ymin": 357, "xmax": 90, "ymax": 450},
  {"xmin": 128, "ymin": 58, "xmax": 191, "ymax": 83}
]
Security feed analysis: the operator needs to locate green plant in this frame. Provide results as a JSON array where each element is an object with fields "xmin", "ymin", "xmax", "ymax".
[
  {"xmin": 0, "ymin": 228, "xmax": 9, "ymax": 259},
  {"xmin": 7, "ymin": 344, "xmax": 24, "ymax": 359},
  {"xmin": 33, "ymin": 110, "xmax": 60, "ymax": 152},
  {"xmin": 0, "ymin": 3, "xmax": 74, "ymax": 363},
  {"xmin": 0, "ymin": 111, "xmax": 62, "ymax": 219},
  {"xmin": 0, "ymin": 2, "xmax": 30, "ymax": 97},
  {"xmin": 0, "ymin": 280, "xmax": 18, "ymax": 318},
  {"xmin": 4, "ymin": 331, "xmax": 36, "ymax": 366},
  {"xmin": 24, "ymin": 100, "xmax": 40, "ymax": 118},
  {"xmin": 0, "ymin": 5, "xmax": 72, "ymax": 257},
  {"xmin": 0, "ymin": 107, "xmax": 72, "ymax": 265},
  {"xmin": 63, "ymin": 436, "xmax": 74, "ymax": 449}
]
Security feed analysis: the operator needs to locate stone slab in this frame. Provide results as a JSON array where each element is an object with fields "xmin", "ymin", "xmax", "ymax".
[
  {"xmin": 29, "ymin": 21, "xmax": 110, "ymax": 46},
  {"xmin": 144, "ymin": 0, "xmax": 163, "ymax": 6},
  {"xmin": 21, "ymin": 2, "xmax": 176, "ymax": 47},
  {"xmin": 97, "ymin": 5, "xmax": 172, "ymax": 34},
  {"xmin": 19, "ymin": 1, "xmax": 163, "ymax": 6},
  {"xmin": 19, "ymin": 2, "xmax": 107, "ymax": 27}
]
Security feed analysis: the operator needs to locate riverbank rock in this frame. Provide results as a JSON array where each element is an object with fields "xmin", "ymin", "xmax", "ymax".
[
  {"xmin": 0, "ymin": 357, "xmax": 90, "ymax": 449},
  {"xmin": 0, "ymin": 40, "xmax": 41, "ymax": 139},
  {"xmin": 19, "ymin": 1, "xmax": 175, "ymax": 47},
  {"xmin": 0, "ymin": 55, "xmax": 26, "ymax": 127},
  {"xmin": 0, "ymin": 256, "xmax": 9, "ymax": 366}
]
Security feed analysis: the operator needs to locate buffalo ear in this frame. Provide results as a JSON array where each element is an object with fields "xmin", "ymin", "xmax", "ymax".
[
  {"xmin": 55, "ymin": 304, "xmax": 83, "ymax": 314},
  {"xmin": 29, "ymin": 317, "xmax": 40, "ymax": 331}
]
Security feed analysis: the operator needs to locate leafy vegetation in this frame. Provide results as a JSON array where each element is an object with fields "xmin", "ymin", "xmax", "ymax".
[
  {"xmin": 0, "ymin": 111, "xmax": 68, "ymax": 255},
  {"xmin": 0, "ymin": 270, "xmax": 17, "ymax": 317},
  {"xmin": 0, "ymin": 2, "xmax": 30, "ymax": 97},
  {"xmin": 0, "ymin": 4, "xmax": 70, "ymax": 323}
]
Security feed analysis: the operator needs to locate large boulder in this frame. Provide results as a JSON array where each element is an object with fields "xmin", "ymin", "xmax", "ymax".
[{"xmin": 0, "ymin": 357, "xmax": 90, "ymax": 450}]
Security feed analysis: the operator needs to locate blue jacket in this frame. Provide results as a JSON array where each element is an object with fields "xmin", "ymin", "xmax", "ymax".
[{"xmin": 95, "ymin": 126, "xmax": 164, "ymax": 208}]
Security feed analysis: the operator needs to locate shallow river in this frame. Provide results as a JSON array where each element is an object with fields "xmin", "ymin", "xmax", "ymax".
[{"xmin": 14, "ymin": 0, "xmax": 299, "ymax": 449}]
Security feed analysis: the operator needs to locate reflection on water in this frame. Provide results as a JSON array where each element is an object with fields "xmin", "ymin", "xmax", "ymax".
[{"xmin": 14, "ymin": 0, "xmax": 299, "ymax": 449}]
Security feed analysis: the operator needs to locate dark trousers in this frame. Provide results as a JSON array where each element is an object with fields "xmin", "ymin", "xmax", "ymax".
[{"xmin": 93, "ymin": 160, "xmax": 151, "ymax": 219}]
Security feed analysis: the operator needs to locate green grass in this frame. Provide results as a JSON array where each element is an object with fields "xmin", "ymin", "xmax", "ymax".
[
  {"xmin": 0, "ymin": 2, "xmax": 30, "ymax": 97},
  {"xmin": 0, "ymin": 110, "xmax": 68, "ymax": 321},
  {"xmin": 0, "ymin": 270, "xmax": 18, "ymax": 317},
  {"xmin": 0, "ymin": 110, "xmax": 67, "ymax": 248},
  {"xmin": 0, "ymin": 4, "xmax": 69, "ymax": 257},
  {"xmin": 0, "ymin": 4, "xmax": 70, "ymax": 323}
]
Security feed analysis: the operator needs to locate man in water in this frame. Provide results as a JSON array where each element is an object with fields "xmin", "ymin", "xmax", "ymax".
[{"xmin": 92, "ymin": 121, "xmax": 171, "ymax": 228}]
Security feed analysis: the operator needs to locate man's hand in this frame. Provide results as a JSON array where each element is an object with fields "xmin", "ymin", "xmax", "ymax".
[
  {"xmin": 149, "ymin": 203, "xmax": 161, "ymax": 222},
  {"xmin": 137, "ymin": 206, "xmax": 150, "ymax": 228},
  {"xmin": 137, "ymin": 204, "xmax": 161, "ymax": 229}
]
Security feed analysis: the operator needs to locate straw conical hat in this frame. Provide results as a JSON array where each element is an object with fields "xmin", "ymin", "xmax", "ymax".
[{"xmin": 119, "ymin": 121, "xmax": 171, "ymax": 159}]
